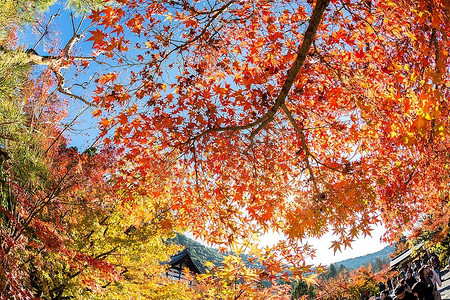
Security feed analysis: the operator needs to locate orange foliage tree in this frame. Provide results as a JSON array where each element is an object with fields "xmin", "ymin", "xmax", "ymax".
[
  {"xmin": 82, "ymin": 0, "xmax": 450, "ymax": 276},
  {"xmin": 0, "ymin": 61, "xmax": 190, "ymax": 298},
  {"xmin": 0, "ymin": 69, "xmax": 195, "ymax": 298},
  {"xmin": 317, "ymin": 265, "xmax": 382, "ymax": 299},
  {"xmin": 6, "ymin": 0, "xmax": 449, "ymax": 294},
  {"xmin": 0, "ymin": 67, "xmax": 123, "ymax": 297},
  {"xmin": 0, "ymin": 1, "xmax": 202, "ymax": 297}
]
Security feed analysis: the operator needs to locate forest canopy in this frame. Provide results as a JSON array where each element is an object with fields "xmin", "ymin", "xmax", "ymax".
[{"xmin": 0, "ymin": 0, "xmax": 448, "ymax": 298}]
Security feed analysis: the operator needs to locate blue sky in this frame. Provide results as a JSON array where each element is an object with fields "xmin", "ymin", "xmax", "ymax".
[{"xmin": 20, "ymin": 1, "xmax": 102, "ymax": 150}]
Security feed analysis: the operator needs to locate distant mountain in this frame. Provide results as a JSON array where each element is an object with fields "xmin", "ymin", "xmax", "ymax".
[
  {"xmin": 172, "ymin": 234, "xmax": 395, "ymax": 274},
  {"xmin": 330, "ymin": 245, "xmax": 395, "ymax": 271}
]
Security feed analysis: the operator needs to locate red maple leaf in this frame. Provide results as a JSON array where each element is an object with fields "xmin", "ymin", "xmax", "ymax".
[{"xmin": 87, "ymin": 29, "xmax": 105, "ymax": 47}]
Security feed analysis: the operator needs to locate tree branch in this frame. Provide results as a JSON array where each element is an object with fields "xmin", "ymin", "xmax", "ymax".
[
  {"xmin": 159, "ymin": 0, "xmax": 236, "ymax": 63},
  {"xmin": 0, "ymin": 23, "xmax": 96, "ymax": 107},
  {"xmin": 32, "ymin": 9, "xmax": 60, "ymax": 50},
  {"xmin": 178, "ymin": 0, "xmax": 330, "ymax": 146},
  {"xmin": 281, "ymin": 104, "xmax": 320, "ymax": 194},
  {"xmin": 248, "ymin": 0, "xmax": 331, "ymax": 141}
]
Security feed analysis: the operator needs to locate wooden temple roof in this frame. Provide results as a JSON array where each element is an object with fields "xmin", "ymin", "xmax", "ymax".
[{"xmin": 168, "ymin": 248, "xmax": 202, "ymax": 274}]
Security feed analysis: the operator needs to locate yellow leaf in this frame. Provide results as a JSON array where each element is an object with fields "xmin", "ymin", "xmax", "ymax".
[
  {"xmin": 164, "ymin": 13, "xmax": 173, "ymax": 22},
  {"xmin": 304, "ymin": 273, "xmax": 319, "ymax": 287}
]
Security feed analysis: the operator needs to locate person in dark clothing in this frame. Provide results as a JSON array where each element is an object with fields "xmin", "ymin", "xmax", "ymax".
[
  {"xmin": 392, "ymin": 277, "xmax": 399, "ymax": 289},
  {"xmin": 394, "ymin": 284, "xmax": 417, "ymax": 300},
  {"xmin": 379, "ymin": 282, "xmax": 387, "ymax": 294},
  {"xmin": 405, "ymin": 271, "xmax": 417, "ymax": 291},
  {"xmin": 422, "ymin": 252, "xmax": 430, "ymax": 266},
  {"xmin": 412, "ymin": 265, "xmax": 434, "ymax": 300},
  {"xmin": 387, "ymin": 278, "xmax": 393, "ymax": 291},
  {"xmin": 381, "ymin": 289, "xmax": 393, "ymax": 300}
]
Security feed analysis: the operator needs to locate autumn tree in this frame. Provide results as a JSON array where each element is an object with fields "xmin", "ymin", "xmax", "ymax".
[
  {"xmin": 372, "ymin": 257, "xmax": 389, "ymax": 273},
  {"xmin": 4, "ymin": 0, "xmax": 450, "ymax": 295},
  {"xmin": 194, "ymin": 251, "xmax": 291, "ymax": 300},
  {"xmin": 0, "ymin": 2, "xmax": 196, "ymax": 298},
  {"xmin": 317, "ymin": 265, "xmax": 380, "ymax": 299},
  {"xmin": 316, "ymin": 268, "xmax": 351, "ymax": 300},
  {"xmin": 347, "ymin": 266, "xmax": 378, "ymax": 299},
  {"xmin": 75, "ymin": 0, "xmax": 449, "ymax": 278},
  {"xmin": 0, "ymin": 65, "xmax": 117, "ymax": 297},
  {"xmin": 0, "ymin": 45, "xmax": 192, "ymax": 300}
]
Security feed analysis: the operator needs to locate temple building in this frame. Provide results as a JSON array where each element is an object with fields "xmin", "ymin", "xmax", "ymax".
[{"xmin": 166, "ymin": 248, "xmax": 202, "ymax": 283}]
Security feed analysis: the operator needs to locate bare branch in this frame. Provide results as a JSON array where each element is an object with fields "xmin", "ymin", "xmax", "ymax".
[
  {"xmin": 63, "ymin": 33, "xmax": 83, "ymax": 58},
  {"xmin": 71, "ymin": 12, "xmax": 76, "ymax": 33},
  {"xmin": 281, "ymin": 104, "xmax": 320, "ymax": 194},
  {"xmin": 32, "ymin": 9, "xmax": 61, "ymax": 50},
  {"xmin": 44, "ymin": 105, "xmax": 90, "ymax": 154},
  {"xmin": 52, "ymin": 68, "xmax": 96, "ymax": 106}
]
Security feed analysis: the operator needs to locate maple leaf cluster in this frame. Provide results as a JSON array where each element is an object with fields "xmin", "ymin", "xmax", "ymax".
[
  {"xmin": 317, "ymin": 264, "xmax": 387, "ymax": 299},
  {"xmin": 86, "ymin": 0, "xmax": 449, "ymax": 270}
]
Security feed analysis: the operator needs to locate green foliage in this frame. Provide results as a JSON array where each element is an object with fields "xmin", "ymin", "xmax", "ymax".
[
  {"xmin": 0, "ymin": 0, "xmax": 55, "ymax": 41},
  {"xmin": 0, "ymin": 1, "xmax": 56, "ymax": 203},
  {"xmin": 65, "ymin": 0, "xmax": 108, "ymax": 14},
  {"xmin": 0, "ymin": 78, "xmax": 60, "ymax": 181},
  {"xmin": 291, "ymin": 279, "xmax": 316, "ymax": 300},
  {"xmin": 0, "ymin": 75, "xmax": 55, "ymax": 236},
  {"xmin": 371, "ymin": 257, "xmax": 390, "ymax": 273},
  {"xmin": 0, "ymin": 0, "xmax": 107, "ymax": 39},
  {"xmin": 328, "ymin": 263, "xmax": 338, "ymax": 278},
  {"xmin": 0, "ymin": 0, "xmax": 49, "ymax": 197},
  {"xmin": 0, "ymin": 49, "xmax": 32, "ymax": 101},
  {"xmin": 321, "ymin": 263, "xmax": 347, "ymax": 281}
]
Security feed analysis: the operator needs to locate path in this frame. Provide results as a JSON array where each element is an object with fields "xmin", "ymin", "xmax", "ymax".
[{"xmin": 439, "ymin": 270, "xmax": 450, "ymax": 299}]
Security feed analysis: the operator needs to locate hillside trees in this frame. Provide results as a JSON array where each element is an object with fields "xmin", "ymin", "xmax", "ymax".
[
  {"xmin": 171, "ymin": 233, "xmax": 224, "ymax": 273},
  {"xmin": 0, "ymin": 0, "xmax": 54, "ymax": 41},
  {"xmin": 327, "ymin": 264, "xmax": 338, "ymax": 279},
  {"xmin": 291, "ymin": 278, "xmax": 316, "ymax": 299},
  {"xmin": 0, "ymin": 63, "xmax": 117, "ymax": 296}
]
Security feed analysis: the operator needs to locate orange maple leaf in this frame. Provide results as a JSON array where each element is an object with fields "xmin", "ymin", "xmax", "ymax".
[
  {"xmin": 92, "ymin": 109, "xmax": 102, "ymax": 117},
  {"xmin": 87, "ymin": 29, "xmax": 105, "ymax": 47},
  {"xmin": 330, "ymin": 241, "xmax": 342, "ymax": 254}
]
